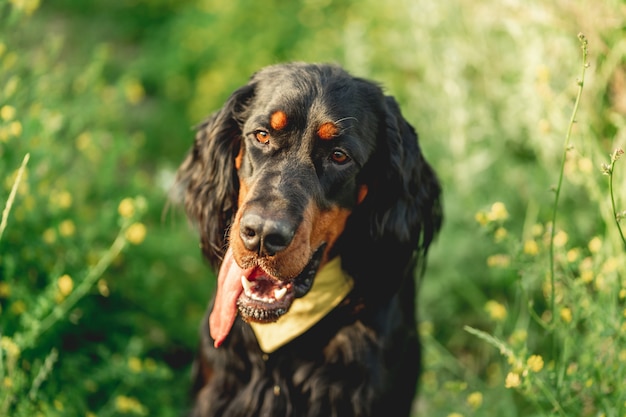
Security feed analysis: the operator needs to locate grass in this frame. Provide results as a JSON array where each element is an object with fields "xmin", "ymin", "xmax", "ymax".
[
  {"xmin": 0, "ymin": 153, "xmax": 29, "ymax": 241},
  {"xmin": 1, "ymin": 0, "xmax": 626, "ymax": 416}
]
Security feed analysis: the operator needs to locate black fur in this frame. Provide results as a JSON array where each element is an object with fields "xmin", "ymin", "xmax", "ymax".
[{"xmin": 177, "ymin": 63, "xmax": 442, "ymax": 417}]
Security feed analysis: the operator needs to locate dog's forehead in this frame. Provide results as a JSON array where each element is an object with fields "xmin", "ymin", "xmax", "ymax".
[{"xmin": 249, "ymin": 68, "xmax": 380, "ymax": 138}]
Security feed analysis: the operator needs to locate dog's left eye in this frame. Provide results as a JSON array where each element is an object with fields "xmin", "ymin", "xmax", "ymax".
[
  {"xmin": 330, "ymin": 150, "xmax": 350, "ymax": 165},
  {"xmin": 254, "ymin": 130, "xmax": 270, "ymax": 144}
]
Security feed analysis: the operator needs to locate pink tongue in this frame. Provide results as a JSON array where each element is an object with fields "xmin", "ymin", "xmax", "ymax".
[{"xmin": 209, "ymin": 247, "xmax": 247, "ymax": 348}]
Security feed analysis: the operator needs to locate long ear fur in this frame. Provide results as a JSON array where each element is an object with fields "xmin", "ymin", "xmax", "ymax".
[
  {"xmin": 339, "ymin": 96, "xmax": 442, "ymax": 297},
  {"xmin": 176, "ymin": 83, "xmax": 256, "ymax": 268},
  {"xmin": 372, "ymin": 96, "xmax": 442, "ymax": 252}
]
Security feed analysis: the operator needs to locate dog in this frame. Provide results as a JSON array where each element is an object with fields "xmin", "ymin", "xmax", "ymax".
[{"xmin": 176, "ymin": 62, "xmax": 442, "ymax": 417}]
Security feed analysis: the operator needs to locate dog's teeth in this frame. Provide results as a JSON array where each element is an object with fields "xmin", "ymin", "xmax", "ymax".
[
  {"xmin": 274, "ymin": 287, "xmax": 287, "ymax": 300},
  {"xmin": 241, "ymin": 276, "xmax": 253, "ymax": 296}
]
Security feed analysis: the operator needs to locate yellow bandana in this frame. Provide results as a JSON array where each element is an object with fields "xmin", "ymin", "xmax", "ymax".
[{"xmin": 249, "ymin": 256, "xmax": 354, "ymax": 353}]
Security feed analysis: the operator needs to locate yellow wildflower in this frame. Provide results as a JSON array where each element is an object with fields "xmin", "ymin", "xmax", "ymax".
[
  {"xmin": 0, "ymin": 127, "xmax": 8, "ymax": 143},
  {"xmin": 475, "ymin": 211, "xmax": 488, "ymax": 226},
  {"xmin": 50, "ymin": 190, "xmax": 72, "ymax": 209},
  {"xmin": 447, "ymin": 413, "xmax": 464, "ymax": 417},
  {"xmin": 527, "ymin": 355, "xmax": 544, "ymax": 372},
  {"xmin": 485, "ymin": 300, "xmax": 507, "ymax": 321},
  {"xmin": 59, "ymin": 219, "xmax": 76, "ymax": 237},
  {"xmin": 43, "ymin": 228, "xmax": 56, "ymax": 244},
  {"xmin": 1, "ymin": 336, "xmax": 20, "ymax": 358},
  {"xmin": 4, "ymin": 75, "xmax": 18, "ymax": 98},
  {"xmin": 560, "ymin": 307, "xmax": 573, "ymax": 324},
  {"xmin": 488, "ymin": 202, "xmax": 509, "ymax": 222},
  {"xmin": 10, "ymin": 300, "xmax": 26, "ymax": 315},
  {"xmin": 602, "ymin": 257, "xmax": 618, "ymax": 274},
  {"xmin": 128, "ymin": 357, "xmax": 142, "ymax": 373},
  {"xmin": 114, "ymin": 395, "xmax": 147, "ymax": 415},
  {"xmin": 466, "ymin": 391, "xmax": 483, "ymax": 409},
  {"xmin": 0, "ymin": 105, "xmax": 16, "ymax": 121},
  {"xmin": 486, "ymin": 254, "xmax": 511, "ymax": 268},
  {"xmin": 8, "ymin": 0, "xmax": 41, "ymax": 15},
  {"xmin": 595, "ymin": 274, "xmax": 607, "ymax": 292},
  {"xmin": 8, "ymin": 121, "xmax": 22, "ymax": 137},
  {"xmin": 566, "ymin": 248, "xmax": 580, "ymax": 263},
  {"xmin": 505, "ymin": 372, "xmax": 521, "ymax": 388},
  {"xmin": 118, "ymin": 198, "xmax": 135, "ymax": 218},
  {"xmin": 0, "ymin": 282, "xmax": 10, "ymax": 298},
  {"xmin": 494, "ymin": 227, "xmax": 507, "ymax": 242},
  {"xmin": 57, "ymin": 274, "xmax": 73, "ymax": 296},
  {"xmin": 124, "ymin": 79, "xmax": 145, "ymax": 105},
  {"xmin": 508, "ymin": 329, "xmax": 528, "ymax": 345},
  {"xmin": 98, "ymin": 279, "xmax": 110, "ymax": 297},
  {"xmin": 566, "ymin": 363, "xmax": 578, "ymax": 376},
  {"xmin": 588, "ymin": 236, "xmax": 602, "ymax": 253},
  {"xmin": 531, "ymin": 223, "xmax": 544, "ymax": 237},
  {"xmin": 580, "ymin": 270, "xmax": 594, "ymax": 284},
  {"xmin": 54, "ymin": 399, "xmax": 64, "ymax": 411},
  {"xmin": 523, "ymin": 240, "xmax": 539, "ymax": 256},
  {"xmin": 125, "ymin": 222, "xmax": 147, "ymax": 245},
  {"xmin": 76, "ymin": 132, "xmax": 92, "ymax": 151},
  {"xmin": 619, "ymin": 289, "xmax": 626, "ymax": 300},
  {"xmin": 3, "ymin": 377, "xmax": 12, "ymax": 388},
  {"xmin": 553, "ymin": 230, "xmax": 568, "ymax": 248}
]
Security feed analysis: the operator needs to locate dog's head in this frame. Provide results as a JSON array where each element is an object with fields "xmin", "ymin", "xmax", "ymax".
[{"xmin": 177, "ymin": 63, "xmax": 442, "ymax": 346}]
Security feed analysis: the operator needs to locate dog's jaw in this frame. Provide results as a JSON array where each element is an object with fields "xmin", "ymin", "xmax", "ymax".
[{"xmin": 209, "ymin": 244, "xmax": 325, "ymax": 348}]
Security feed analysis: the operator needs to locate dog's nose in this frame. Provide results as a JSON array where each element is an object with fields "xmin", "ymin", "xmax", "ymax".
[{"xmin": 239, "ymin": 212, "xmax": 295, "ymax": 256}]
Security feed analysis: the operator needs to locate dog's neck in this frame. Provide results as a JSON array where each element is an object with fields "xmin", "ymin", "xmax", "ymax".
[{"xmin": 249, "ymin": 256, "xmax": 354, "ymax": 353}]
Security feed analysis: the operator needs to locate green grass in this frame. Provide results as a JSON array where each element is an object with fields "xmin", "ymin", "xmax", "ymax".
[{"xmin": 1, "ymin": 0, "xmax": 625, "ymax": 416}]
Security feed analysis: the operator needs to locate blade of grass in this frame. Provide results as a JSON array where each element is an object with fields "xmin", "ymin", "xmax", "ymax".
[
  {"xmin": 0, "ymin": 153, "xmax": 30, "ymax": 241},
  {"xmin": 464, "ymin": 325, "xmax": 515, "ymax": 360}
]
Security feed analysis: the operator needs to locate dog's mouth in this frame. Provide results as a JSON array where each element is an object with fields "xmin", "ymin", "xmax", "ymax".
[
  {"xmin": 209, "ymin": 244, "xmax": 325, "ymax": 348},
  {"xmin": 237, "ymin": 245, "xmax": 324, "ymax": 323}
]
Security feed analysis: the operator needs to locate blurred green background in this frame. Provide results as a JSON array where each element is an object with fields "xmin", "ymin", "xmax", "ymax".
[{"xmin": 1, "ymin": 0, "xmax": 625, "ymax": 416}]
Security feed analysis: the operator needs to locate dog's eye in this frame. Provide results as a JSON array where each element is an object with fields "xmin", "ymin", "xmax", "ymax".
[
  {"xmin": 330, "ymin": 150, "xmax": 350, "ymax": 165},
  {"xmin": 254, "ymin": 130, "xmax": 270, "ymax": 144}
]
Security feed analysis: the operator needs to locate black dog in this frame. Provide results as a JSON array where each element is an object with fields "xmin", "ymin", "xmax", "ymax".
[{"xmin": 177, "ymin": 63, "xmax": 442, "ymax": 417}]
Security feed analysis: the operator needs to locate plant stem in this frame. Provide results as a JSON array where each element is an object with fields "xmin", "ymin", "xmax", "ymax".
[
  {"xmin": 549, "ymin": 33, "xmax": 588, "ymax": 325},
  {"xmin": 608, "ymin": 151, "xmax": 626, "ymax": 250}
]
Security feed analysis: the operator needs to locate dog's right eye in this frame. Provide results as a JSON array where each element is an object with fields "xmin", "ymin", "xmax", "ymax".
[
  {"xmin": 254, "ymin": 130, "xmax": 270, "ymax": 144},
  {"xmin": 330, "ymin": 149, "xmax": 351, "ymax": 165}
]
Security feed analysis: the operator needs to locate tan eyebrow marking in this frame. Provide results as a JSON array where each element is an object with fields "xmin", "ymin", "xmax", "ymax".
[
  {"xmin": 317, "ymin": 122, "xmax": 339, "ymax": 140},
  {"xmin": 270, "ymin": 110, "xmax": 288, "ymax": 131}
]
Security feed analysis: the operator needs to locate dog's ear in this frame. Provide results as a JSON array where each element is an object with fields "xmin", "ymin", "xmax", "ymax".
[
  {"xmin": 176, "ymin": 83, "xmax": 256, "ymax": 268},
  {"xmin": 370, "ymin": 96, "xmax": 442, "ymax": 253},
  {"xmin": 339, "ymin": 96, "xmax": 442, "ymax": 294}
]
